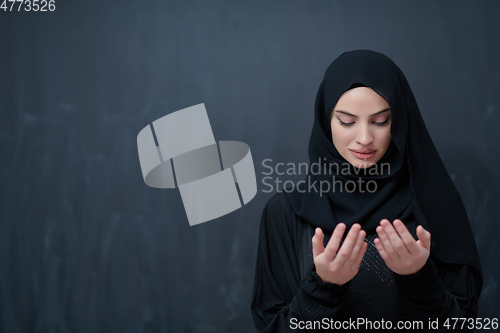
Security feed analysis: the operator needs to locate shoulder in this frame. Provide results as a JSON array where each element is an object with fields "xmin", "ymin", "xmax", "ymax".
[
  {"xmin": 261, "ymin": 192, "xmax": 295, "ymax": 221},
  {"xmin": 259, "ymin": 192, "xmax": 298, "ymax": 237},
  {"xmin": 263, "ymin": 191, "xmax": 293, "ymax": 210}
]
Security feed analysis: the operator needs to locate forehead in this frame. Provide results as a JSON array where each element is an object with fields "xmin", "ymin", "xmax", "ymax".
[{"xmin": 334, "ymin": 87, "xmax": 390, "ymax": 113}]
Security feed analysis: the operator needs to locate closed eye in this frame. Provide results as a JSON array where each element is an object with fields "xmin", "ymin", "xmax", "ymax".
[
  {"xmin": 373, "ymin": 118, "xmax": 390, "ymax": 126},
  {"xmin": 338, "ymin": 118, "xmax": 390, "ymax": 127},
  {"xmin": 338, "ymin": 119, "xmax": 354, "ymax": 127}
]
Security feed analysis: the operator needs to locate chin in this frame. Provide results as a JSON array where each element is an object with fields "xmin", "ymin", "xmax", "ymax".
[
  {"xmin": 353, "ymin": 162, "xmax": 376, "ymax": 169},
  {"xmin": 340, "ymin": 151, "xmax": 381, "ymax": 169}
]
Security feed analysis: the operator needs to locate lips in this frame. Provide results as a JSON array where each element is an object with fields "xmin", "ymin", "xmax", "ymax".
[{"xmin": 350, "ymin": 149, "xmax": 376, "ymax": 159}]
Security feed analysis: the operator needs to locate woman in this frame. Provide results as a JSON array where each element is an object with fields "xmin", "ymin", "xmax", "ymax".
[{"xmin": 251, "ymin": 50, "xmax": 482, "ymax": 332}]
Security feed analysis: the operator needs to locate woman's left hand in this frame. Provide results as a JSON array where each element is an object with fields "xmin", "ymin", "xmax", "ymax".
[{"xmin": 374, "ymin": 219, "xmax": 431, "ymax": 275}]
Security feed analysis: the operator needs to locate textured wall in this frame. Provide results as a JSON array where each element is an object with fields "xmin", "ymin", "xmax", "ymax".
[{"xmin": 0, "ymin": 1, "xmax": 499, "ymax": 332}]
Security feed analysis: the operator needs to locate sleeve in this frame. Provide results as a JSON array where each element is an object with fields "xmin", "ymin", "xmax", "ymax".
[
  {"xmin": 251, "ymin": 194, "xmax": 347, "ymax": 333},
  {"xmin": 393, "ymin": 256, "xmax": 480, "ymax": 332}
]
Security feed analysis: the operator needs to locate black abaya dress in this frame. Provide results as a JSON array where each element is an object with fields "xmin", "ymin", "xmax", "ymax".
[{"xmin": 251, "ymin": 192, "xmax": 480, "ymax": 332}]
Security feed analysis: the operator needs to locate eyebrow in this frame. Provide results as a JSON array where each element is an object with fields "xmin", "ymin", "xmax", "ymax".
[{"xmin": 334, "ymin": 108, "xmax": 391, "ymax": 118}]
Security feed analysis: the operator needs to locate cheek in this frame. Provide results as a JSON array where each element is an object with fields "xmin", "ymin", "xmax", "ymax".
[
  {"xmin": 331, "ymin": 127, "xmax": 352, "ymax": 147},
  {"xmin": 377, "ymin": 129, "xmax": 392, "ymax": 149}
]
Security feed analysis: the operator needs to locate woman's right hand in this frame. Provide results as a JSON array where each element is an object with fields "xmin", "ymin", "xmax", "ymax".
[{"xmin": 312, "ymin": 223, "xmax": 367, "ymax": 286}]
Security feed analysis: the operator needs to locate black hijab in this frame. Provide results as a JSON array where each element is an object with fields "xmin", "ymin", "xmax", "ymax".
[{"xmin": 283, "ymin": 50, "xmax": 482, "ymax": 289}]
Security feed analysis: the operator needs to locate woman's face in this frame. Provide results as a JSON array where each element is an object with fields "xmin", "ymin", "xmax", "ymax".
[{"xmin": 330, "ymin": 86, "xmax": 392, "ymax": 169}]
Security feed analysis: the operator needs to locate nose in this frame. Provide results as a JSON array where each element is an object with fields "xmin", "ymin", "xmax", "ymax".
[{"xmin": 356, "ymin": 123, "xmax": 374, "ymax": 146}]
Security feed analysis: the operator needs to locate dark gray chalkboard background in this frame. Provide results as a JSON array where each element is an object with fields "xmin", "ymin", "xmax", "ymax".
[{"xmin": 1, "ymin": 1, "xmax": 499, "ymax": 332}]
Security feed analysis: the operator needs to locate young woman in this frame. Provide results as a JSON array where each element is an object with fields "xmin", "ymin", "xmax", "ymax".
[{"xmin": 251, "ymin": 50, "xmax": 482, "ymax": 332}]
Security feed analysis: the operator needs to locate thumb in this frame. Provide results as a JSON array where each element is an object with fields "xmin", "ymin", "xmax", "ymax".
[
  {"xmin": 312, "ymin": 228, "xmax": 325, "ymax": 259},
  {"xmin": 416, "ymin": 225, "xmax": 431, "ymax": 251}
]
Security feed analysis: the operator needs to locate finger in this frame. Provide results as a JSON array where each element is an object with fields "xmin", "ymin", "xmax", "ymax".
[
  {"xmin": 374, "ymin": 237, "xmax": 391, "ymax": 263},
  {"xmin": 354, "ymin": 241, "xmax": 368, "ymax": 268},
  {"xmin": 323, "ymin": 223, "xmax": 346, "ymax": 261},
  {"xmin": 312, "ymin": 228, "xmax": 325, "ymax": 259},
  {"xmin": 381, "ymin": 219, "xmax": 408, "ymax": 259},
  {"xmin": 348, "ymin": 229, "xmax": 366, "ymax": 264},
  {"xmin": 376, "ymin": 222, "xmax": 400, "ymax": 261},
  {"xmin": 416, "ymin": 225, "xmax": 431, "ymax": 251},
  {"xmin": 392, "ymin": 219, "xmax": 420, "ymax": 255},
  {"xmin": 335, "ymin": 223, "xmax": 362, "ymax": 266}
]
